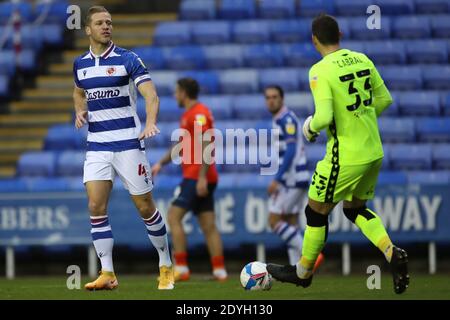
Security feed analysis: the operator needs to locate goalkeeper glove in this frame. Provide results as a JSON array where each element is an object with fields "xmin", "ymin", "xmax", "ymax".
[{"xmin": 302, "ymin": 115, "xmax": 319, "ymax": 143}]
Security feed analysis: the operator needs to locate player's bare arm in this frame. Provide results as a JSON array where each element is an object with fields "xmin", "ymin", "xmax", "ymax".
[
  {"xmin": 151, "ymin": 144, "xmax": 175, "ymax": 176},
  {"xmin": 73, "ymin": 86, "xmax": 87, "ymax": 129},
  {"xmin": 138, "ymin": 80, "xmax": 160, "ymax": 140},
  {"xmin": 197, "ymin": 139, "xmax": 211, "ymax": 197}
]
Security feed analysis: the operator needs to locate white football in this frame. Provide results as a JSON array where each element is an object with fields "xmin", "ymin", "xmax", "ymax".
[{"xmin": 240, "ymin": 261, "xmax": 273, "ymax": 291}]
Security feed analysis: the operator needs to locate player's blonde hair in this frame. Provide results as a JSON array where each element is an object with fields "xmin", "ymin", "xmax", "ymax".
[{"xmin": 85, "ymin": 6, "xmax": 110, "ymax": 26}]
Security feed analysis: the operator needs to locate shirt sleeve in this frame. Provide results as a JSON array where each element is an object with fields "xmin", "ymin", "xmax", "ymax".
[
  {"xmin": 73, "ymin": 59, "xmax": 81, "ymax": 88},
  {"xmin": 278, "ymin": 115, "xmax": 298, "ymax": 143},
  {"xmin": 309, "ymin": 65, "xmax": 334, "ymax": 132},
  {"xmin": 126, "ymin": 52, "xmax": 152, "ymax": 87}
]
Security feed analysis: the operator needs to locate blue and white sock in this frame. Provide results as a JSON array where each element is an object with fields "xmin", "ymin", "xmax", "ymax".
[
  {"xmin": 91, "ymin": 215, "xmax": 114, "ymax": 272},
  {"xmin": 143, "ymin": 209, "xmax": 172, "ymax": 267},
  {"xmin": 274, "ymin": 221, "xmax": 303, "ymax": 265}
]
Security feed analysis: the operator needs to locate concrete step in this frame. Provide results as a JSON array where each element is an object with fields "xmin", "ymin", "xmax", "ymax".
[
  {"xmin": 0, "ymin": 139, "xmax": 43, "ymax": 152},
  {"xmin": 0, "ymin": 153, "xmax": 21, "ymax": 166},
  {"xmin": 10, "ymin": 101, "xmax": 73, "ymax": 113},
  {"xmin": 0, "ymin": 127, "xmax": 48, "ymax": 139},
  {"xmin": 36, "ymin": 75, "xmax": 74, "ymax": 90},
  {"xmin": 23, "ymin": 88, "xmax": 73, "ymax": 100},
  {"xmin": 63, "ymin": 50, "xmax": 88, "ymax": 64},
  {"xmin": 0, "ymin": 166, "xmax": 16, "ymax": 178},
  {"xmin": 0, "ymin": 114, "xmax": 71, "ymax": 127},
  {"xmin": 49, "ymin": 63, "xmax": 73, "ymax": 76}
]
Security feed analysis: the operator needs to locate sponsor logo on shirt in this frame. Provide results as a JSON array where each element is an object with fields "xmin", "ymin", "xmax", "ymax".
[{"xmin": 86, "ymin": 89, "xmax": 120, "ymax": 101}]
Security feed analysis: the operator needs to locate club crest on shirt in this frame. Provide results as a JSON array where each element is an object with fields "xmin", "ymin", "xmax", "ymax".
[{"xmin": 106, "ymin": 67, "xmax": 116, "ymax": 76}]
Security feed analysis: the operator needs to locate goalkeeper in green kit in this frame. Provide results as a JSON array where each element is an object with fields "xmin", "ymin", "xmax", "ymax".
[{"xmin": 267, "ymin": 14, "xmax": 409, "ymax": 294}]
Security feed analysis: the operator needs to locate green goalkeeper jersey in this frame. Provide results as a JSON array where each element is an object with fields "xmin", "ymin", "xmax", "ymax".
[{"xmin": 309, "ymin": 48, "xmax": 386, "ymax": 166}]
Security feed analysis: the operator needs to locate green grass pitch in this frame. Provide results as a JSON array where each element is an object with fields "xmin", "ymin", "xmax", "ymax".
[{"xmin": 0, "ymin": 274, "xmax": 448, "ymax": 300}]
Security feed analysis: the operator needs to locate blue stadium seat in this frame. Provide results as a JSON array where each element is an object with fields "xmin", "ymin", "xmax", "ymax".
[
  {"xmin": 179, "ymin": 0, "xmax": 216, "ymax": 20},
  {"xmin": 335, "ymin": 17, "xmax": 351, "ymax": 39},
  {"xmin": 219, "ymin": 69, "xmax": 259, "ymax": 94},
  {"xmin": 378, "ymin": 118, "xmax": 415, "ymax": 143},
  {"xmin": 350, "ymin": 17, "xmax": 391, "ymax": 40},
  {"xmin": 191, "ymin": 21, "xmax": 231, "ymax": 45},
  {"xmin": 132, "ymin": 46, "xmax": 165, "ymax": 70},
  {"xmin": 389, "ymin": 144, "xmax": 432, "ymax": 170},
  {"xmin": 219, "ymin": 0, "xmax": 256, "ymax": 19},
  {"xmin": 66, "ymin": 177, "xmax": 85, "ymax": 191},
  {"xmin": 41, "ymin": 24, "xmax": 64, "ymax": 46},
  {"xmin": 0, "ymin": 1, "xmax": 33, "ymax": 24},
  {"xmin": 232, "ymin": 95, "xmax": 268, "ymax": 120},
  {"xmin": 258, "ymin": 0, "xmax": 295, "ymax": 19},
  {"xmin": 152, "ymin": 174, "xmax": 180, "ymax": 190},
  {"xmin": 415, "ymin": 0, "xmax": 449, "ymax": 14},
  {"xmin": 45, "ymin": 124, "xmax": 79, "ymax": 150},
  {"xmin": 233, "ymin": 20, "xmax": 270, "ymax": 44},
  {"xmin": 443, "ymin": 92, "xmax": 450, "ymax": 116},
  {"xmin": 56, "ymin": 151, "xmax": 85, "ymax": 176},
  {"xmin": 340, "ymin": 40, "xmax": 365, "ymax": 53},
  {"xmin": 0, "ymin": 51, "xmax": 15, "ymax": 76},
  {"xmin": 153, "ymin": 22, "xmax": 191, "ymax": 46},
  {"xmin": 270, "ymin": 20, "xmax": 309, "ymax": 43},
  {"xmin": 282, "ymin": 43, "xmax": 321, "ymax": 67},
  {"xmin": 0, "ymin": 179, "xmax": 28, "ymax": 192},
  {"xmin": 204, "ymin": 44, "xmax": 243, "ymax": 69},
  {"xmin": 157, "ymin": 97, "xmax": 183, "ymax": 122},
  {"xmin": 365, "ymin": 41, "xmax": 406, "ymax": 65},
  {"xmin": 26, "ymin": 177, "xmax": 70, "ymax": 192},
  {"xmin": 243, "ymin": 44, "xmax": 284, "ymax": 68},
  {"xmin": 298, "ymin": 0, "xmax": 334, "ymax": 16},
  {"xmin": 393, "ymin": 16, "xmax": 431, "ymax": 39},
  {"xmin": 297, "ymin": 68, "xmax": 310, "ymax": 90},
  {"xmin": 375, "ymin": 0, "xmax": 415, "ymax": 15},
  {"xmin": 381, "ymin": 145, "xmax": 390, "ymax": 170},
  {"xmin": 163, "ymin": 46, "xmax": 204, "ymax": 70},
  {"xmin": 35, "ymin": 0, "xmax": 69, "ymax": 24},
  {"xmin": 284, "ymin": 93, "xmax": 314, "ymax": 117},
  {"xmin": 423, "ymin": 65, "xmax": 450, "ymax": 90},
  {"xmin": 416, "ymin": 118, "xmax": 450, "ymax": 142},
  {"xmin": 398, "ymin": 91, "xmax": 441, "ymax": 116},
  {"xmin": 305, "ymin": 144, "xmax": 326, "ymax": 170},
  {"xmin": 335, "ymin": 0, "xmax": 373, "ymax": 16},
  {"xmin": 233, "ymin": 173, "xmax": 272, "ymax": 188},
  {"xmin": 201, "ymin": 95, "xmax": 233, "ymax": 120},
  {"xmin": 377, "ymin": 171, "xmax": 408, "ymax": 185},
  {"xmin": 18, "ymin": 152, "xmax": 56, "ymax": 177},
  {"xmin": 431, "ymin": 15, "xmax": 450, "ymax": 37},
  {"xmin": 17, "ymin": 50, "xmax": 37, "ymax": 73},
  {"xmin": 406, "ymin": 40, "xmax": 448, "ymax": 64},
  {"xmin": 408, "ymin": 171, "xmax": 450, "ymax": 185},
  {"xmin": 216, "ymin": 174, "xmax": 236, "ymax": 188},
  {"xmin": 259, "ymin": 68, "xmax": 300, "ymax": 92},
  {"xmin": 180, "ymin": 70, "xmax": 219, "ymax": 94},
  {"xmin": 0, "ymin": 75, "xmax": 9, "ymax": 97},
  {"xmin": 379, "ymin": 66, "xmax": 422, "ymax": 90},
  {"xmin": 432, "ymin": 144, "xmax": 450, "ymax": 169},
  {"xmin": 380, "ymin": 91, "xmax": 399, "ymax": 116},
  {"xmin": 149, "ymin": 71, "xmax": 178, "ymax": 96}
]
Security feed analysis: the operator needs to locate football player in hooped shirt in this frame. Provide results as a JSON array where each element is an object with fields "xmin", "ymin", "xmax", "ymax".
[
  {"xmin": 151, "ymin": 78, "xmax": 227, "ymax": 282},
  {"xmin": 73, "ymin": 6, "xmax": 174, "ymax": 290}
]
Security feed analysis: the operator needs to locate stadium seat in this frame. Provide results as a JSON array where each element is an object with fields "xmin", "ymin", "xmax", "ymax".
[
  {"xmin": 153, "ymin": 22, "xmax": 191, "ymax": 46},
  {"xmin": 378, "ymin": 118, "xmax": 415, "ymax": 143},
  {"xmin": 432, "ymin": 144, "xmax": 450, "ymax": 169},
  {"xmin": 258, "ymin": 0, "xmax": 295, "ymax": 19},
  {"xmin": 0, "ymin": 51, "xmax": 15, "ymax": 76},
  {"xmin": 416, "ymin": 118, "xmax": 450, "ymax": 142},
  {"xmin": 219, "ymin": 69, "xmax": 259, "ymax": 94},
  {"xmin": 232, "ymin": 95, "xmax": 268, "ymax": 120},
  {"xmin": 259, "ymin": 68, "xmax": 300, "ymax": 92},
  {"xmin": 365, "ymin": 41, "xmax": 406, "ymax": 65},
  {"xmin": 406, "ymin": 40, "xmax": 448, "ymax": 64},
  {"xmin": 415, "ymin": 0, "xmax": 449, "ymax": 14},
  {"xmin": 41, "ymin": 24, "xmax": 64, "ymax": 46},
  {"xmin": 377, "ymin": 171, "xmax": 408, "ymax": 185},
  {"xmin": 191, "ymin": 21, "xmax": 231, "ymax": 45},
  {"xmin": 282, "ymin": 43, "xmax": 321, "ymax": 67},
  {"xmin": 422, "ymin": 66, "xmax": 450, "ymax": 90},
  {"xmin": 305, "ymin": 144, "xmax": 326, "ymax": 170},
  {"xmin": 392, "ymin": 16, "xmax": 431, "ymax": 39},
  {"xmin": 157, "ymin": 96, "xmax": 183, "ymax": 122},
  {"xmin": 350, "ymin": 17, "xmax": 391, "ymax": 40},
  {"xmin": 389, "ymin": 144, "xmax": 432, "ymax": 170},
  {"xmin": 17, "ymin": 50, "xmax": 37, "ymax": 73},
  {"xmin": 242, "ymin": 44, "xmax": 284, "ymax": 68},
  {"xmin": 132, "ymin": 46, "xmax": 165, "ymax": 70},
  {"xmin": 219, "ymin": 0, "xmax": 256, "ymax": 19},
  {"xmin": 375, "ymin": 0, "xmax": 415, "ymax": 15},
  {"xmin": 381, "ymin": 145, "xmax": 390, "ymax": 170},
  {"xmin": 0, "ymin": 179, "xmax": 28, "ymax": 192},
  {"xmin": 0, "ymin": 75, "xmax": 9, "ymax": 97},
  {"xmin": 180, "ymin": 70, "xmax": 219, "ymax": 94},
  {"xmin": 233, "ymin": 20, "xmax": 270, "ymax": 44},
  {"xmin": 35, "ymin": 0, "xmax": 69, "ymax": 24},
  {"xmin": 203, "ymin": 44, "xmax": 243, "ymax": 69},
  {"xmin": 179, "ymin": 0, "xmax": 216, "ymax": 20},
  {"xmin": 233, "ymin": 173, "xmax": 272, "ymax": 188},
  {"xmin": 17, "ymin": 152, "xmax": 57, "ymax": 177},
  {"xmin": 0, "ymin": 1, "xmax": 33, "ymax": 24},
  {"xmin": 408, "ymin": 171, "xmax": 450, "ymax": 185},
  {"xmin": 380, "ymin": 91, "xmax": 400, "ymax": 116},
  {"xmin": 66, "ymin": 176, "xmax": 85, "ymax": 191},
  {"xmin": 340, "ymin": 41, "xmax": 365, "ymax": 54},
  {"xmin": 152, "ymin": 174, "xmax": 180, "ymax": 190},
  {"xmin": 334, "ymin": 17, "xmax": 351, "ymax": 39},
  {"xmin": 298, "ymin": 0, "xmax": 335, "ymax": 16},
  {"xmin": 163, "ymin": 46, "xmax": 204, "ymax": 70},
  {"xmin": 398, "ymin": 91, "xmax": 441, "ymax": 116},
  {"xmin": 334, "ymin": 0, "xmax": 372, "ymax": 16},
  {"xmin": 45, "ymin": 124, "xmax": 79, "ymax": 150},
  {"xmin": 284, "ymin": 93, "xmax": 314, "ymax": 117},
  {"xmin": 26, "ymin": 177, "xmax": 70, "ymax": 192},
  {"xmin": 200, "ymin": 95, "xmax": 233, "ymax": 120},
  {"xmin": 149, "ymin": 71, "xmax": 178, "ymax": 96},
  {"xmin": 379, "ymin": 66, "xmax": 422, "ymax": 90},
  {"xmin": 270, "ymin": 20, "xmax": 309, "ymax": 43},
  {"xmin": 297, "ymin": 68, "xmax": 310, "ymax": 91},
  {"xmin": 56, "ymin": 151, "xmax": 85, "ymax": 176},
  {"xmin": 431, "ymin": 15, "xmax": 450, "ymax": 38},
  {"xmin": 443, "ymin": 92, "xmax": 450, "ymax": 116}
]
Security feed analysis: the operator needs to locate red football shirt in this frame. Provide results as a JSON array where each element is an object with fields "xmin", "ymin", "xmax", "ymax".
[{"xmin": 179, "ymin": 102, "xmax": 218, "ymax": 183}]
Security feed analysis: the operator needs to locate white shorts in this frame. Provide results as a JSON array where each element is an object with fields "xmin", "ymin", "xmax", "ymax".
[
  {"xmin": 83, "ymin": 149, "xmax": 153, "ymax": 195},
  {"xmin": 268, "ymin": 186, "xmax": 307, "ymax": 215}
]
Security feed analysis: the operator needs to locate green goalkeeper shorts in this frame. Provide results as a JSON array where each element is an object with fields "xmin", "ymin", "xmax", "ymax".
[{"xmin": 308, "ymin": 157, "xmax": 383, "ymax": 203}]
